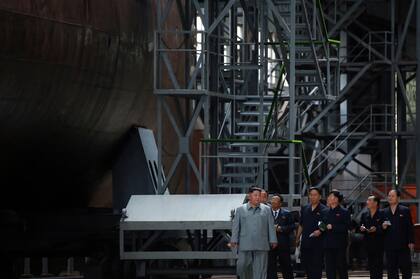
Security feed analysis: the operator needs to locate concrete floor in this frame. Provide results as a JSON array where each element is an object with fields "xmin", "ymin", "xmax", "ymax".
[{"xmin": 211, "ymin": 271, "xmax": 420, "ymax": 278}]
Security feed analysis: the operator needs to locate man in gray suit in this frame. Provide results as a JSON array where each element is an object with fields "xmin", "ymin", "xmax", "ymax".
[{"xmin": 231, "ymin": 187, "xmax": 278, "ymax": 279}]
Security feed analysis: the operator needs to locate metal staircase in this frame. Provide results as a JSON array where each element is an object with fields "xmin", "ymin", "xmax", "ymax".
[
  {"xmin": 217, "ymin": 95, "xmax": 274, "ymax": 190},
  {"xmin": 301, "ymin": 62, "xmax": 387, "ymax": 133},
  {"xmin": 344, "ymin": 172, "xmax": 394, "ymax": 219},
  {"xmin": 215, "ymin": 0, "xmax": 340, "ymax": 193},
  {"xmin": 313, "ymin": 133, "xmax": 373, "ymax": 188},
  {"xmin": 306, "ymin": 104, "xmax": 392, "ymax": 190},
  {"xmin": 216, "ymin": 60, "xmax": 290, "ymax": 191},
  {"xmin": 274, "ymin": 0, "xmax": 337, "ymax": 101}
]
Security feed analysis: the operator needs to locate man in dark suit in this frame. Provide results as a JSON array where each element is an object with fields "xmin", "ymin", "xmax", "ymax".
[
  {"xmin": 267, "ymin": 194, "xmax": 295, "ymax": 279},
  {"xmin": 323, "ymin": 189, "xmax": 351, "ymax": 279},
  {"xmin": 360, "ymin": 195, "xmax": 384, "ymax": 279},
  {"xmin": 295, "ymin": 187, "xmax": 327, "ymax": 279},
  {"xmin": 382, "ymin": 189, "xmax": 414, "ymax": 279}
]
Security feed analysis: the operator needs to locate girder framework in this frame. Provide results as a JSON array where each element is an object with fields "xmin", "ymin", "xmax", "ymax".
[{"xmin": 154, "ymin": 0, "xmax": 420, "ymax": 216}]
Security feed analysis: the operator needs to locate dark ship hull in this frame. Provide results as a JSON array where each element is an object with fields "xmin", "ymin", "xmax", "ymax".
[
  {"xmin": 0, "ymin": 0, "xmax": 163, "ymax": 209},
  {"xmin": 0, "ymin": 2, "xmax": 185, "ymax": 277}
]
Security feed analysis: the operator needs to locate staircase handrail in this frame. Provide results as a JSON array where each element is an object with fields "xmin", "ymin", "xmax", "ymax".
[
  {"xmin": 264, "ymin": 64, "xmax": 286, "ymax": 138},
  {"xmin": 309, "ymin": 105, "xmax": 372, "ymax": 174},
  {"xmin": 345, "ymin": 171, "xmax": 394, "ymax": 206}
]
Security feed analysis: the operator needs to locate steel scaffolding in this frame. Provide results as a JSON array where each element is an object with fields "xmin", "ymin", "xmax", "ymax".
[{"xmin": 154, "ymin": 0, "xmax": 420, "ymax": 215}]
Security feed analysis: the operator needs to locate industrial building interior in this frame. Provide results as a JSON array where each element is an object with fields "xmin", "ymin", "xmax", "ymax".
[{"xmin": 0, "ymin": 0, "xmax": 420, "ymax": 278}]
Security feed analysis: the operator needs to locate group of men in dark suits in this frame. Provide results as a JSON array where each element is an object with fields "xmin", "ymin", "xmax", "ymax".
[
  {"xmin": 231, "ymin": 186, "xmax": 415, "ymax": 279},
  {"xmin": 297, "ymin": 188, "xmax": 351, "ymax": 279},
  {"xmin": 360, "ymin": 190, "xmax": 415, "ymax": 279}
]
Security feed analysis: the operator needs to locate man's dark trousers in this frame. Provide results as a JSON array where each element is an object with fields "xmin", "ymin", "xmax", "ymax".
[
  {"xmin": 324, "ymin": 248, "xmax": 348, "ymax": 279},
  {"xmin": 301, "ymin": 248, "xmax": 323, "ymax": 279},
  {"xmin": 267, "ymin": 248, "xmax": 294, "ymax": 279},
  {"xmin": 386, "ymin": 248, "xmax": 412, "ymax": 279},
  {"xmin": 366, "ymin": 244, "xmax": 384, "ymax": 279}
]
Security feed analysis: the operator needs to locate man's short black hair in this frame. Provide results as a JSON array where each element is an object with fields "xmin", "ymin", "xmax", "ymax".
[
  {"xmin": 389, "ymin": 189, "xmax": 401, "ymax": 197},
  {"xmin": 248, "ymin": 186, "xmax": 262, "ymax": 193},
  {"xmin": 328, "ymin": 189, "xmax": 344, "ymax": 202},
  {"xmin": 272, "ymin": 193, "xmax": 283, "ymax": 202},
  {"xmin": 308, "ymin": 187, "xmax": 321, "ymax": 195}
]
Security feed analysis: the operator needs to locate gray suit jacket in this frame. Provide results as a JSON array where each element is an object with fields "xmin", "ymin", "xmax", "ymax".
[{"xmin": 231, "ymin": 202, "xmax": 277, "ymax": 251}]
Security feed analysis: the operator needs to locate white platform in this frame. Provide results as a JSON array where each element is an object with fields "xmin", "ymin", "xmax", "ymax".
[
  {"xmin": 120, "ymin": 194, "xmax": 246, "ymax": 260},
  {"xmin": 123, "ymin": 194, "xmax": 245, "ymax": 224}
]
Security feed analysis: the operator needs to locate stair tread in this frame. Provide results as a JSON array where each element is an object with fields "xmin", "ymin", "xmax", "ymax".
[
  {"xmin": 229, "ymin": 142, "xmax": 260, "ymax": 146},
  {"xmin": 244, "ymin": 94, "xmax": 275, "ymax": 97},
  {"xmin": 240, "ymin": 111, "xmax": 270, "ymax": 116},
  {"xmin": 224, "ymin": 163, "xmax": 259, "ymax": 167},
  {"xmin": 237, "ymin": 122, "xmax": 261, "ymax": 127},
  {"xmin": 296, "ymin": 70, "xmax": 318, "ymax": 74},
  {"xmin": 296, "ymin": 81, "xmax": 320, "ymax": 86},
  {"xmin": 243, "ymin": 101, "xmax": 273, "ymax": 106},
  {"xmin": 234, "ymin": 132, "xmax": 260, "ymax": 137},
  {"xmin": 221, "ymin": 173, "xmax": 257, "ymax": 178},
  {"xmin": 218, "ymin": 151, "xmax": 263, "ymax": 156}
]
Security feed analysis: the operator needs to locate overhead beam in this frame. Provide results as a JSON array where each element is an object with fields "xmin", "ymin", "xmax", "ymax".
[
  {"xmin": 327, "ymin": 0, "xmax": 365, "ymax": 37},
  {"xmin": 207, "ymin": 0, "xmax": 236, "ymax": 34}
]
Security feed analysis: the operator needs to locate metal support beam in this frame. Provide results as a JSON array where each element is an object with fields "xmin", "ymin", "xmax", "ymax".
[
  {"xmin": 207, "ymin": 0, "xmax": 236, "ymax": 34},
  {"xmin": 396, "ymin": 0, "xmax": 416, "ymax": 62},
  {"xmin": 416, "ymin": 0, "xmax": 420, "ymax": 221},
  {"xmin": 391, "ymin": 0, "xmax": 397, "ymax": 185},
  {"xmin": 267, "ymin": 0, "xmax": 291, "ymax": 34},
  {"xmin": 327, "ymin": 0, "xmax": 364, "ymax": 37},
  {"xmin": 288, "ymin": 0, "xmax": 296, "ymax": 206},
  {"xmin": 396, "ymin": 68, "xmax": 416, "ymax": 127}
]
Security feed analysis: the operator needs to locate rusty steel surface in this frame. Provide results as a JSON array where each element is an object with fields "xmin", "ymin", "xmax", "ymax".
[{"xmin": 0, "ymin": 0, "xmax": 184, "ymax": 208}]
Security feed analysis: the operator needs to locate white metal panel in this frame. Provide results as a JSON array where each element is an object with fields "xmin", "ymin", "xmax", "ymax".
[{"xmin": 123, "ymin": 194, "xmax": 245, "ymax": 222}]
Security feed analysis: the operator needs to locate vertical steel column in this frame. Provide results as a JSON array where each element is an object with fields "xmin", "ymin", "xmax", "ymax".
[
  {"xmin": 339, "ymin": 30, "xmax": 348, "ymax": 151},
  {"xmin": 259, "ymin": 1, "xmax": 267, "ymax": 188},
  {"xmin": 390, "ymin": 0, "xmax": 397, "ymax": 186},
  {"xmin": 203, "ymin": 0, "xmax": 210, "ymax": 194},
  {"xmin": 289, "ymin": 0, "xmax": 296, "ymax": 205},
  {"xmin": 156, "ymin": 1, "xmax": 163, "ymax": 194},
  {"xmin": 416, "ymin": 0, "xmax": 420, "ymax": 220}
]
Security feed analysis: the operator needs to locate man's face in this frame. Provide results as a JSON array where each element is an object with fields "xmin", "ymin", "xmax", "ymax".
[
  {"xmin": 366, "ymin": 197, "xmax": 377, "ymax": 210},
  {"xmin": 308, "ymin": 189, "xmax": 321, "ymax": 204},
  {"xmin": 366, "ymin": 198, "xmax": 374, "ymax": 209},
  {"xmin": 260, "ymin": 191, "xmax": 268, "ymax": 203},
  {"xmin": 248, "ymin": 190, "xmax": 261, "ymax": 206},
  {"xmin": 328, "ymin": 194, "xmax": 338, "ymax": 207},
  {"xmin": 271, "ymin": 196, "xmax": 281, "ymax": 210},
  {"xmin": 388, "ymin": 190, "xmax": 399, "ymax": 205}
]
